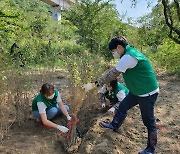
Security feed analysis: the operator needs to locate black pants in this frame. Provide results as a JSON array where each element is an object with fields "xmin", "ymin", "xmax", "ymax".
[{"xmin": 116, "ymin": 92, "xmax": 158, "ymax": 131}]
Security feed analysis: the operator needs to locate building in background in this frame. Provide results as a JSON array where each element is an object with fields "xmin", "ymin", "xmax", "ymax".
[{"xmin": 40, "ymin": 0, "xmax": 75, "ymax": 21}]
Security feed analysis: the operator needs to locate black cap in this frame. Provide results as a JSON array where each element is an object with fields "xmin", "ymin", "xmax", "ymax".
[{"xmin": 108, "ymin": 36, "xmax": 128, "ymax": 50}]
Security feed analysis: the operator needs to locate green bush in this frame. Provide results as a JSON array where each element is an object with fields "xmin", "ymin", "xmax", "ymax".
[
  {"xmin": 57, "ymin": 40, "xmax": 85, "ymax": 56},
  {"xmin": 149, "ymin": 39, "xmax": 180, "ymax": 75},
  {"xmin": 157, "ymin": 41, "xmax": 180, "ymax": 75},
  {"xmin": 65, "ymin": 50, "xmax": 108, "ymax": 87}
]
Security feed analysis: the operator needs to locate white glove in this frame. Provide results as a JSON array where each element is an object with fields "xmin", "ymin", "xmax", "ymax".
[
  {"xmin": 67, "ymin": 115, "xmax": 72, "ymax": 121},
  {"xmin": 57, "ymin": 125, "xmax": 69, "ymax": 133},
  {"xmin": 83, "ymin": 83, "xmax": 95, "ymax": 91},
  {"xmin": 102, "ymin": 102, "xmax": 106, "ymax": 108},
  {"xmin": 99, "ymin": 85, "xmax": 107, "ymax": 94},
  {"xmin": 108, "ymin": 107, "xmax": 115, "ymax": 113}
]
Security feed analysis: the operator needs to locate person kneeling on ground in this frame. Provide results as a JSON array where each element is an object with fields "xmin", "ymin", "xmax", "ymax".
[
  {"xmin": 32, "ymin": 83, "xmax": 71, "ymax": 133},
  {"xmin": 99, "ymin": 79, "xmax": 129, "ymax": 114}
]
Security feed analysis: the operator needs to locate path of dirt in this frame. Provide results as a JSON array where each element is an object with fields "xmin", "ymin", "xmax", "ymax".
[{"xmin": 0, "ymin": 71, "xmax": 179, "ymax": 154}]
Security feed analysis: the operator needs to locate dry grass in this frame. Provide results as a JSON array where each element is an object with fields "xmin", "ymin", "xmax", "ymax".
[
  {"xmin": 0, "ymin": 54, "xmax": 108, "ymax": 147},
  {"xmin": 0, "ymin": 64, "xmax": 96, "ymax": 145},
  {"xmin": 0, "ymin": 67, "xmax": 66, "ymax": 144}
]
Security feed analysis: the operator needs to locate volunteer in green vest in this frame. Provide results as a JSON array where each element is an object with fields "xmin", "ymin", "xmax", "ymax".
[
  {"xmin": 96, "ymin": 36, "xmax": 159, "ymax": 154},
  {"xmin": 32, "ymin": 83, "xmax": 71, "ymax": 133},
  {"xmin": 99, "ymin": 79, "xmax": 129, "ymax": 114}
]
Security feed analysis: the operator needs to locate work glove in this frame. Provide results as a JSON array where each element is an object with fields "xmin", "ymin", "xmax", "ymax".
[
  {"xmin": 108, "ymin": 107, "xmax": 115, "ymax": 114},
  {"xmin": 102, "ymin": 102, "xmax": 106, "ymax": 108},
  {"xmin": 67, "ymin": 115, "xmax": 72, "ymax": 121},
  {"xmin": 99, "ymin": 84, "xmax": 107, "ymax": 94},
  {"xmin": 83, "ymin": 83, "xmax": 95, "ymax": 91},
  {"xmin": 57, "ymin": 125, "xmax": 69, "ymax": 133}
]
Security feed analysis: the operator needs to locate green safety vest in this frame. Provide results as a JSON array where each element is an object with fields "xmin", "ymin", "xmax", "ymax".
[
  {"xmin": 32, "ymin": 89, "xmax": 58, "ymax": 111},
  {"xmin": 122, "ymin": 45, "xmax": 158, "ymax": 96},
  {"xmin": 107, "ymin": 82, "xmax": 129, "ymax": 100}
]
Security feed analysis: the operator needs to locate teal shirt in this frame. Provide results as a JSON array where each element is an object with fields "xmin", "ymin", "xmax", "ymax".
[
  {"xmin": 122, "ymin": 45, "xmax": 158, "ymax": 96},
  {"xmin": 32, "ymin": 89, "xmax": 58, "ymax": 111}
]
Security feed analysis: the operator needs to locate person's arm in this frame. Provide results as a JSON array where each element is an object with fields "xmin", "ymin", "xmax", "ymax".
[
  {"xmin": 98, "ymin": 93, "xmax": 106, "ymax": 108},
  {"xmin": 40, "ymin": 114, "xmax": 68, "ymax": 133},
  {"xmin": 116, "ymin": 90, "xmax": 126, "ymax": 102},
  {"xmin": 56, "ymin": 91, "xmax": 71, "ymax": 120},
  {"xmin": 98, "ymin": 85, "xmax": 107, "ymax": 108},
  {"xmin": 113, "ymin": 90, "xmax": 126, "ymax": 108},
  {"xmin": 96, "ymin": 55, "xmax": 138, "ymax": 86},
  {"xmin": 108, "ymin": 90, "xmax": 126, "ymax": 113},
  {"xmin": 37, "ymin": 102, "xmax": 68, "ymax": 133},
  {"xmin": 115, "ymin": 55, "xmax": 138, "ymax": 73},
  {"xmin": 40, "ymin": 113, "xmax": 58, "ymax": 128},
  {"xmin": 58, "ymin": 101, "xmax": 69, "ymax": 117},
  {"xmin": 97, "ymin": 67, "xmax": 121, "ymax": 86}
]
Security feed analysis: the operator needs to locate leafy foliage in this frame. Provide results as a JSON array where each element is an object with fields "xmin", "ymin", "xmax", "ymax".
[
  {"xmin": 0, "ymin": 0, "xmax": 179, "ymax": 77},
  {"xmin": 65, "ymin": 0, "xmax": 124, "ymax": 54},
  {"xmin": 137, "ymin": 4, "xmax": 168, "ymax": 47},
  {"xmin": 155, "ymin": 40, "xmax": 180, "ymax": 75}
]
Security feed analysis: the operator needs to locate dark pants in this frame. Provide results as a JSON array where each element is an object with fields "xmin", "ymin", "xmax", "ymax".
[{"xmin": 113, "ymin": 92, "xmax": 158, "ymax": 131}]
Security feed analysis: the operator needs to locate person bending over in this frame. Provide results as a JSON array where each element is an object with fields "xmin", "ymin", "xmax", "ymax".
[
  {"xmin": 99, "ymin": 79, "xmax": 129, "ymax": 114},
  {"xmin": 95, "ymin": 36, "xmax": 159, "ymax": 154}
]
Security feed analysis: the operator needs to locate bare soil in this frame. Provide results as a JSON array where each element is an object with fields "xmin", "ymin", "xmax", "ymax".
[{"xmin": 0, "ymin": 70, "xmax": 179, "ymax": 154}]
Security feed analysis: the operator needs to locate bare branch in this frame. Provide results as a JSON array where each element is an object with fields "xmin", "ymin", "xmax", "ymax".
[
  {"xmin": 162, "ymin": 0, "xmax": 180, "ymax": 44},
  {"xmin": 174, "ymin": 0, "xmax": 180, "ymax": 21}
]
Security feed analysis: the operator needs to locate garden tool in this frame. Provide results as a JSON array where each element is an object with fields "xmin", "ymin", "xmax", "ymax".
[
  {"xmin": 66, "ymin": 118, "xmax": 79, "ymax": 140},
  {"xmin": 57, "ymin": 115, "xmax": 79, "ymax": 141}
]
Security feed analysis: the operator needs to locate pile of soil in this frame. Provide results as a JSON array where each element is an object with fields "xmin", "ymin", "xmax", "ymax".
[{"xmin": 0, "ymin": 71, "xmax": 179, "ymax": 154}]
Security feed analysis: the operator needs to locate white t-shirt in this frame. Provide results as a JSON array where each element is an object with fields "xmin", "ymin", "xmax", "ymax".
[
  {"xmin": 37, "ymin": 91, "xmax": 62, "ymax": 114},
  {"xmin": 116, "ymin": 90, "xmax": 126, "ymax": 102},
  {"xmin": 115, "ymin": 55, "xmax": 138, "ymax": 73},
  {"xmin": 99, "ymin": 86, "xmax": 126, "ymax": 102}
]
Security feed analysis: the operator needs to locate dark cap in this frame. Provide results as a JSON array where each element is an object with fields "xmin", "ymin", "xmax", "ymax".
[{"xmin": 108, "ymin": 36, "xmax": 128, "ymax": 50}]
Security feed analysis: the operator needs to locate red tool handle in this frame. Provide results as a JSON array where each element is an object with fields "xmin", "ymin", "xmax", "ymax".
[{"xmin": 66, "ymin": 119, "xmax": 79, "ymax": 140}]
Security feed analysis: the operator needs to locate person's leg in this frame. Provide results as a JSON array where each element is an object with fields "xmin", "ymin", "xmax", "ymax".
[
  {"xmin": 32, "ymin": 106, "xmax": 64, "ymax": 120},
  {"xmin": 99, "ymin": 92, "xmax": 106, "ymax": 103},
  {"xmin": 64, "ymin": 105, "xmax": 70, "ymax": 111},
  {"xmin": 138, "ymin": 93, "xmax": 158, "ymax": 154},
  {"xmin": 100, "ymin": 92, "xmax": 139, "ymax": 131},
  {"xmin": 139, "ymin": 93, "xmax": 158, "ymax": 131},
  {"xmin": 32, "ymin": 110, "xmax": 41, "ymax": 119},
  {"xmin": 46, "ymin": 107, "xmax": 58, "ymax": 120},
  {"xmin": 111, "ymin": 92, "xmax": 139, "ymax": 130},
  {"xmin": 56, "ymin": 104, "xmax": 70, "ymax": 114}
]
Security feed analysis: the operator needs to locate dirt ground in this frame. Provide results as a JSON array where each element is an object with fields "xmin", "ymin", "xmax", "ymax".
[{"xmin": 0, "ymin": 70, "xmax": 179, "ymax": 154}]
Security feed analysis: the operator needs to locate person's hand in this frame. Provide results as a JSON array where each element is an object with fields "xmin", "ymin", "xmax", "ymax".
[
  {"xmin": 67, "ymin": 115, "xmax": 72, "ymax": 121},
  {"xmin": 99, "ymin": 85, "xmax": 107, "ymax": 94},
  {"xmin": 102, "ymin": 102, "xmax": 106, "ymax": 108},
  {"xmin": 57, "ymin": 125, "xmax": 69, "ymax": 133},
  {"xmin": 108, "ymin": 107, "xmax": 115, "ymax": 114},
  {"xmin": 83, "ymin": 83, "xmax": 95, "ymax": 91}
]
